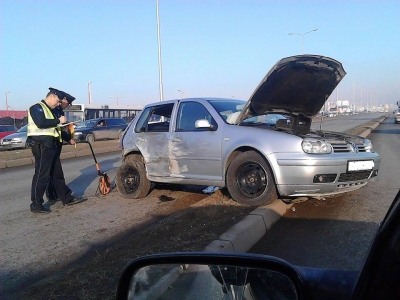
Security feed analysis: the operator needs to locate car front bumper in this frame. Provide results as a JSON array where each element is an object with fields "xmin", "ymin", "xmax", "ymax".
[{"xmin": 268, "ymin": 152, "xmax": 381, "ymax": 197}]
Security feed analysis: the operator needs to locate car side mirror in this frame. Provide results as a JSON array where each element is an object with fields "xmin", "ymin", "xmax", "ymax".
[
  {"xmin": 195, "ymin": 119, "xmax": 217, "ymax": 131},
  {"xmin": 116, "ymin": 253, "xmax": 299, "ymax": 300}
]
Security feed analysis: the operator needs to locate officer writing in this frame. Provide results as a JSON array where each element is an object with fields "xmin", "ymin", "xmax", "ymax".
[
  {"xmin": 27, "ymin": 88, "xmax": 81, "ymax": 214},
  {"xmin": 46, "ymin": 88, "xmax": 79, "ymax": 203}
]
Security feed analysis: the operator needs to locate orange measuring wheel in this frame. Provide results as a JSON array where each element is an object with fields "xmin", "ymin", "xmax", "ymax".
[{"xmin": 99, "ymin": 174, "xmax": 111, "ymax": 195}]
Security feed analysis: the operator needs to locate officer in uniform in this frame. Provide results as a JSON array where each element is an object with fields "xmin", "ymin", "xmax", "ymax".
[
  {"xmin": 28, "ymin": 88, "xmax": 81, "ymax": 213},
  {"xmin": 46, "ymin": 88, "xmax": 77, "ymax": 202}
]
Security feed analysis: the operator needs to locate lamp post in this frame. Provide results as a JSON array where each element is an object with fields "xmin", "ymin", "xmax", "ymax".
[
  {"xmin": 88, "ymin": 82, "xmax": 92, "ymax": 104},
  {"xmin": 156, "ymin": 0, "xmax": 164, "ymax": 101},
  {"xmin": 5, "ymin": 91, "xmax": 10, "ymax": 116},
  {"xmin": 288, "ymin": 28, "xmax": 318, "ymax": 54},
  {"xmin": 178, "ymin": 89, "xmax": 187, "ymax": 99},
  {"xmin": 110, "ymin": 96, "xmax": 123, "ymax": 105}
]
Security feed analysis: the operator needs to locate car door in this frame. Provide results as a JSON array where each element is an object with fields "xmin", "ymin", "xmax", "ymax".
[
  {"xmin": 106, "ymin": 119, "xmax": 119, "ymax": 139},
  {"xmin": 132, "ymin": 103, "xmax": 174, "ymax": 177},
  {"xmin": 170, "ymin": 100, "xmax": 223, "ymax": 181},
  {"xmin": 94, "ymin": 120, "xmax": 107, "ymax": 140}
]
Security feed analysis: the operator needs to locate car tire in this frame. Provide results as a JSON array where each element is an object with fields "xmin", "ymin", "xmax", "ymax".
[
  {"xmin": 86, "ymin": 134, "xmax": 95, "ymax": 143},
  {"xmin": 226, "ymin": 151, "xmax": 277, "ymax": 206},
  {"xmin": 116, "ymin": 154, "xmax": 151, "ymax": 199}
]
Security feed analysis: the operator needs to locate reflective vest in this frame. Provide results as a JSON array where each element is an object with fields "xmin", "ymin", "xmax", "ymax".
[{"xmin": 28, "ymin": 102, "xmax": 62, "ymax": 141}]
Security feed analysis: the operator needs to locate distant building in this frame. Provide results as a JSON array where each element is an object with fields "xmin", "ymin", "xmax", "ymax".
[{"xmin": 0, "ymin": 110, "xmax": 28, "ymax": 119}]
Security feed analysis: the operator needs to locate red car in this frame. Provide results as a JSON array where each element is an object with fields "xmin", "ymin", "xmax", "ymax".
[{"xmin": 0, "ymin": 125, "xmax": 17, "ymax": 139}]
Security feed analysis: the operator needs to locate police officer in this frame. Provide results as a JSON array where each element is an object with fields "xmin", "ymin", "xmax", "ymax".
[
  {"xmin": 46, "ymin": 88, "xmax": 77, "ymax": 202},
  {"xmin": 28, "ymin": 88, "xmax": 81, "ymax": 214}
]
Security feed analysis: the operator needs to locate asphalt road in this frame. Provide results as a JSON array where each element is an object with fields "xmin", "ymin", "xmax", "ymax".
[
  {"xmin": 249, "ymin": 116, "xmax": 400, "ymax": 270},
  {"xmin": 0, "ymin": 112, "xmax": 389, "ymax": 297}
]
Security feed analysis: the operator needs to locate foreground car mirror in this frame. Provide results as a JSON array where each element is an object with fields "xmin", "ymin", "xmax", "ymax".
[
  {"xmin": 116, "ymin": 252, "xmax": 359, "ymax": 300},
  {"xmin": 116, "ymin": 253, "xmax": 300, "ymax": 300}
]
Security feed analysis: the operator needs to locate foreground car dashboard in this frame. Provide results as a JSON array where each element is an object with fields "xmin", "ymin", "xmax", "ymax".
[{"xmin": 116, "ymin": 191, "xmax": 400, "ymax": 299}]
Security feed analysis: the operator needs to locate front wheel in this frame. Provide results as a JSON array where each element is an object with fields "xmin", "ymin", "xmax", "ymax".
[
  {"xmin": 116, "ymin": 154, "xmax": 151, "ymax": 199},
  {"xmin": 86, "ymin": 134, "xmax": 95, "ymax": 143},
  {"xmin": 226, "ymin": 151, "xmax": 277, "ymax": 206}
]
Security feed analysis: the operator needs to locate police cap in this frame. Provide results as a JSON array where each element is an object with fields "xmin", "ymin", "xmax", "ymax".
[{"xmin": 49, "ymin": 87, "xmax": 76, "ymax": 104}]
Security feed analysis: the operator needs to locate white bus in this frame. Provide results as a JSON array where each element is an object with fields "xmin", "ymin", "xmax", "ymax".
[{"xmin": 63, "ymin": 103, "xmax": 143, "ymax": 123}]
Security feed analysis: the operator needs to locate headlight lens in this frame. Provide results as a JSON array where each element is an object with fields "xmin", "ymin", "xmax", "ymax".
[
  {"xmin": 11, "ymin": 137, "xmax": 22, "ymax": 142},
  {"xmin": 364, "ymin": 139, "xmax": 373, "ymax": 152},
  {"xmin": 74, "ymin": 132, "xmax": 82, "ymax": 135},
  {"xmin": 302, "ymin": 139, "xmax": 332, "ymax": 154}
]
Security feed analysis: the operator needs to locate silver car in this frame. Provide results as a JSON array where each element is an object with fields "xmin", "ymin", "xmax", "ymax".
[
  {"xmin": 117, "ymin": 55, "xmax": 380, "ymax": 206},
  {"xmin": 0, "ymin": 125, "xmax": 29, "ymax": 150}
]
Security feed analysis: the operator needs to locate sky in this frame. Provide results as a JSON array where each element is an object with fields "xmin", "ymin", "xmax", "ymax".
[{"xmin": 1, "ymin": 0, "xmax": 399, "ymax": 110}]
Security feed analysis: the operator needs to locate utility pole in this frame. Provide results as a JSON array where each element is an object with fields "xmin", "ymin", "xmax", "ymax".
[
  {"xmin": 5, "ymin": 91, "xmax": 10, "ymax": 116},
  {"xmin": 156, "ymin": 0, "xmax": 164, "ymax": 101},
  {"xmin": 88, "ymin": 82, "xmax": 92, "ymax": 104}
]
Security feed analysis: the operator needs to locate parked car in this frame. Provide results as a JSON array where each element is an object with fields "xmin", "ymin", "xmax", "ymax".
[
  {"xmin": 0, "ymin": 125, "xmax": 17, "ymax": 139},
  {"xmin": 394, "ymin": 108, "xmax": 400, "ymax": 124},
  {"xmin": 117, "ymin": 54, "xmax": 380, "ymax": 206},
  {"xmin": 72, "ymin": 117, "xmax": 128, "ymax": 143},
  {"xmin": 0, "ymin": 125, "xmax": 28, "ymax": 150}
]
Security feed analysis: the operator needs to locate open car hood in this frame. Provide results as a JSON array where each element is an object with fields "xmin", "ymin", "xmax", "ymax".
[{"xmin": 237, "ymin": 55, "xmax": 346, "ymax": 127}]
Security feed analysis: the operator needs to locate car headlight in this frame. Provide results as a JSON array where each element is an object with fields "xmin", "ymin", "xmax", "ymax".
[
  {"xmin": 364, "ymin": 139, "xmax": 373, "ymax": 152},
  {"xmin": 302, "ymin": 139, "xmax": 332, "ymax": 154},
  {"xmin": 74, "ymin": 132, "xmax": 82, "ymax": 135},
  {"xmin": 12, "ymin": 137, "xmax": 22, "ymax": 142}
]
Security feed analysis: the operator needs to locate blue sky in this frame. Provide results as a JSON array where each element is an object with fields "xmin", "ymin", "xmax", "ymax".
[{"xmin": 1, "ymin": 0, "xmax": 399, "ymax": 110}]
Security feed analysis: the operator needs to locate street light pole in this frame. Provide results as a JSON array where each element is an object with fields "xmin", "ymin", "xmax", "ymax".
[
  {"xmin": 110, "ymin": 96, "xmax": 123, "ymax": 105},
  {"xmin": 5, "ymin": 91, "xmax": 10, "ymax": 116},
  {"xmin": 156, "ymin": 0, "xmax": 164, "ymax": 101},
  {"xmin": 88, "ymin": 82, "xmax": 92, "ymax": 104},
  {"xmin": 288, "ymin": 28, "xmax": 318, "ymax": 54},
  {"xmin": 177, "ymin": 89, "xmax": 187, "ymax": 99}
]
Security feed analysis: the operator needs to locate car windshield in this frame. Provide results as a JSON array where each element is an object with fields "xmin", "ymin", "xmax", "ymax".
[
  {"xmin": 17, "ymin": 125, "xmax": 27, "ymax": 132},
  {"xmin": 207, "ymin": 99, "xmax": 246, "ymax": 122},
  {"xmin": 75, "ymin": 120, "xmax": 97, "ymax": 128}
]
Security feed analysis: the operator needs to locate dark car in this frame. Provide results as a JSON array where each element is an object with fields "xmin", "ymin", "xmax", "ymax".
[
  {"xmin": 0, "ymin": 125, "xmax": 17, "ymax": 139},
  {"xmin": 72, "ymin": 118, "xmax": 127, "ymax": 143}
]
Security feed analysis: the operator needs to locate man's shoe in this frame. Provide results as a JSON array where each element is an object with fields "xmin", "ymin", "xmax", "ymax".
[
  {"xmin": 47, "ymin": 198, "xmax": 59, "ymax": 203},
  {"xmin": 63, "ymin": 196, "xmax": 84, "ymax": 206},
  {"xmin": 30, "ymin": 205, "xmax": 50, "ymax": 214}
]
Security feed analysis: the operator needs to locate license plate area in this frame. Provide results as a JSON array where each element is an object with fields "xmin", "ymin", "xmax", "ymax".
[{"xmin": 347, "ymin": 160, "xmax": 374, "ymax": 172}]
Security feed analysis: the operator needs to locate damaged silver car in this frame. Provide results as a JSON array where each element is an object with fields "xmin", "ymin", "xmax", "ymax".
[{"xmin": 117, "ymin": 54, "xmax": 380, "ymax": 206}]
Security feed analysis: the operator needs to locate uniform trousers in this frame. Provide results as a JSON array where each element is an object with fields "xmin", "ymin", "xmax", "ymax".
[
  {"xmin": 46, "ymin": 142, "xmax": 72, "ymax": 200},
  {"xmin": 31, "ymin": 143, "xmax": 72, "ymax": 206}
]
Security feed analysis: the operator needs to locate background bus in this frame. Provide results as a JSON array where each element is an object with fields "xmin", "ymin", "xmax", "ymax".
[{"xmin": 64, "ymin": 104, "xmax": 143, "ymax": 123}]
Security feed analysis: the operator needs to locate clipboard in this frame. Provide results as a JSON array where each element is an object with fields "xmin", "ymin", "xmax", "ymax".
[{"xmin": 59, "ymin": 121, "xmax": 80, "ymax": 127}]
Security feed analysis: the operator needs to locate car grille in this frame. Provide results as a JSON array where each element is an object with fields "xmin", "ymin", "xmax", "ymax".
[
  {"xmin": 331, "ymin": 143, "xmax": 368, "ymax": 153},
  {"xmin": 2, "ymin": 138, "xmax": 12, "ymax": 142},
  {"xmin": 338, "ymin": 171, "xmax": 372, "ymax": 182}
]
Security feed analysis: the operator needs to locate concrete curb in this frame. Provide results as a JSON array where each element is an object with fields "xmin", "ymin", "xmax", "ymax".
[
  {"xmin": 0, "ymin": 146, "xmax": 120, "ymax": 169},
  {"xmin": 204, "ymin": 199, "xmax": 293, "ymax": 253}
]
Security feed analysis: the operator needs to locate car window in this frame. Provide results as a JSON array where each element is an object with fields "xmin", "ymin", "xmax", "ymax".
[
  {"xmin": 107, "ymin": 119, "xmax": 117, "ymax": 126},
  {"xmin": 116, "ymin": 118, "xmax": 126, "ymax": 125},
  {"xmin": 76, "ymin": 120, "xmax": 97, "ymax": 128},
  {"xmin": 176, "ymin": 101, "xmax": 216, "ymax": 131},
  {"xmin": 207, "ymin": 99, "xmax": 246, "ymax": 122},
  {"xmin": 135, "ymin": 103, "xmax": 174, "ymax": 133}
]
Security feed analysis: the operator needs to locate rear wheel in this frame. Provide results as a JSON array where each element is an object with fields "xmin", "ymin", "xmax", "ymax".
[
  {"xmin": 226, "ymin": 151, "xmax": 277, "ymax": 206},
  {"xmin": 116, "ymin": 154, "xmax": 151, "ymax": 199}
]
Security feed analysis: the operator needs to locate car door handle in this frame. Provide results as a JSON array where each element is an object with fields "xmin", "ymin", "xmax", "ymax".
[
  {"xmin": 137, "ymin": 137, "xmax": 145, "ymax": 142},
  {"xmin": 171, "ymin": 138, "xmax": 181, "ymax": 142}
]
